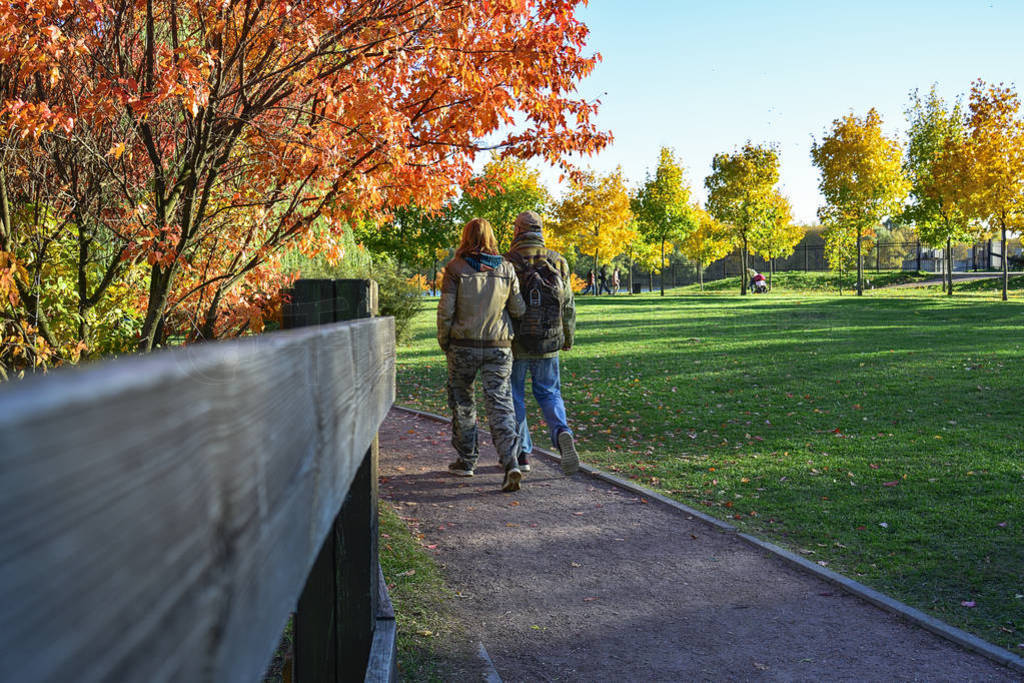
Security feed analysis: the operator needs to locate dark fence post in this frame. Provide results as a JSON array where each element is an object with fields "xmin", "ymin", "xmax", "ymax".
[
  {"xmin": 290, "ymin": 278, "xmax": 392, "ymax": 682},
  {"xmin": 916, "ymin": 241, "xmax": 922, "ymax": 271}
]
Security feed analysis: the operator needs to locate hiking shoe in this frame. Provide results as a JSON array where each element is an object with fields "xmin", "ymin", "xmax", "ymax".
[
  {"xmin": 501, "ymin": 467, "xmax": 522, "ymax": 492},
  {"xmin": 557, "ymin": 431, "xmax": 579, "ymax": 475},
  {"xmin": 517, "ymin": 453, "xmax": 531, "ymax": 473},
  {"xmin": 448, "ymin": 460, "xmax": 475, "ymax": 477}
]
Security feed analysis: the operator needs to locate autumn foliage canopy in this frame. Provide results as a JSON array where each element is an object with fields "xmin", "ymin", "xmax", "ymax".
[{"xmin": 0, "ymin": 0, "xmax": 609, "ymax": 374}]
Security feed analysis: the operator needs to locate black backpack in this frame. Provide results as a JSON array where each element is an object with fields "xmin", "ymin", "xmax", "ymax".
[{"xmin": 508, "ymin": 250, "xmax": 564, "ymax": 354}]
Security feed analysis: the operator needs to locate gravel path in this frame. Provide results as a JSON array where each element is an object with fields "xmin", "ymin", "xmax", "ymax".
[{"xmin": 379, "ymin": 408, "xmax": 1020, "ymax": 682}]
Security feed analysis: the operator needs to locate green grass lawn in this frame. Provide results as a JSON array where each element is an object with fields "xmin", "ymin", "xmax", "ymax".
[
  {"xmin": 687, "ymin": 268, "xmax": 936, "ymax": 293},
  {"xmin": 396, "ymin": 286, "xmax": 1024, "ymax": 651},
  {"xmin": 379, "ymin": 503, "xmax": 461, "ymax": 681}
]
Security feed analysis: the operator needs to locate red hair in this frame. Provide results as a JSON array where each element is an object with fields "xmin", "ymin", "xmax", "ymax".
[{"xmin": 456, "ymin": 218, "xmax": 499, "ymax": 257}]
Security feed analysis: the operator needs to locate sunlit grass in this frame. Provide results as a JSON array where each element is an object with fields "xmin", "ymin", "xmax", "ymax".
[
  {"xmin": 379, "ymin": 503, "xmax": 459, "ymax": 681},
  {"xmin": 396, "ymin": 288, "xmax": 1024, "ymax": 650}
]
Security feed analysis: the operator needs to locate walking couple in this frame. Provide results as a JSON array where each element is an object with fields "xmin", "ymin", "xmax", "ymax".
[{"xmin": 436, "ymin": 211, "xmax": 579, "ymax": 492}]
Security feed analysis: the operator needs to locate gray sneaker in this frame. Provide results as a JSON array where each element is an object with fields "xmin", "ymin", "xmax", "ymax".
[
  {"xmin": 557, "ymin": 431, "xmax": 579, "ymax": 475},
  {"xmin": 448, "ymin": 460, "xmax": 475, "ymax": 477},
  {"xmin": 501, "ymin": 466, "xmax": 522, "ymax": 492}
]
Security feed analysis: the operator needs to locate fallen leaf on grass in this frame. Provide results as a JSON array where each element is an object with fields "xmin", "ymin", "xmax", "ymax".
[
  {"xmin": 426, "ymin": 544, "xmax": 437, "ymax": 549},
  {"xmin": 961, "ymin": 601, "xmax": 976, "ymax": 608},
  {"xmin": 869, "ymin": 463, "xmax": 879, "ymax": 469},
  {"xmin": 399, "ymin": 569, "xmax": 416, "ymax": 577},
  {"xmin": 417, "ymin": 629, "xmax": 433, "ymax": 637},
  {"xmin": 998, "ymin": 521, "xmax": 1008, "ymax": 528},
  {"xmin": 882, "ymin": 481, "xmax": 898, "ymax": 487}
]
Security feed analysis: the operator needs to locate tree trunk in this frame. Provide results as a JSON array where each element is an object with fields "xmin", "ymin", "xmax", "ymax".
[
  {"xmin": 139, "ymin": 265, "xmax": 176, "ymax": 352},
  {"xmin": 628, "ymin": 255, "xmax": 634, "ymax": 295},
  {"xmin": 946, "ymin": 237, "xmax": 953, "ymax": 296},
  {"xmin": 1001, "ymin": 223, "xmax": 1008, "ymax": 302},
  {"xmin": 856, "ymin": 226, "xmax": 863, "ymax": 296},
  {"xmin": 659, "ymin": 240, "xmax": 665, "ymax": 296},
  {"xmin": 0, "ymin": 164, "xmax": 10, "ymax": 248},
  {"xmin": 740, "ymin": 236, "xmax": 748, "ymax": 295},
  {"xmin": 698, "ymin": 261, "xmax": 704, "ymax": 291},
  {"xmin": 769, "ymin": 257, "xmax": 774, "ymax": 291},
  {"xmin": 648, "ymin": 269, "xmax": 653, "ymax": 294}
]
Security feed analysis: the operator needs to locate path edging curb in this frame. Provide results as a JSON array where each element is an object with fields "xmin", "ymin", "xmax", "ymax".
[{"xmin": 392, "ymin": 405, "xmax": 1024, "ymax": 674}]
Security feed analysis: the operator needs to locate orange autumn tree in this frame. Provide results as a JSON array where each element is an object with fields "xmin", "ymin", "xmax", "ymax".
[{"xmin": 0, "ymin": 0, "xmax": 609, "ymax": 374}]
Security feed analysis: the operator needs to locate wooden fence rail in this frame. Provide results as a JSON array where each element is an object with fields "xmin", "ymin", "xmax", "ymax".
[{"xmin": 0, "ymin": 314, "xmax": 395, "ymax": 682}]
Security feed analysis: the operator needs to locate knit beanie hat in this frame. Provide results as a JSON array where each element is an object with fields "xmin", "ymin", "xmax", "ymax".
[{"xmin": 514, "ymin": 210, "xmax": 543, "ymax": 237}]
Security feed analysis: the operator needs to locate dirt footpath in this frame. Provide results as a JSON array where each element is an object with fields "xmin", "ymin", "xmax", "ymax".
[{"xmin": 379, "ymin": 408, "xmax": 1019, "ymax": 682}]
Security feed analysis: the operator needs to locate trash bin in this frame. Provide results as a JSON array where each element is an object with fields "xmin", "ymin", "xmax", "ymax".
[{"xmin": 632, "ymin": 282, "xmax": 642, "ymax": 294}]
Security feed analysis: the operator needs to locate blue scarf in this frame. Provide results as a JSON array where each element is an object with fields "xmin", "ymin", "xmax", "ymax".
[{"xmin": 465, "ymin": 252, "xmax": 504, "ymax": 272}]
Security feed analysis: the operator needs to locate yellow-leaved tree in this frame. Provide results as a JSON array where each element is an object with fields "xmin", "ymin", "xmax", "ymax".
[
  {"xmin": 705, "ymin": 143, "xmax": 780, "ymax": 295},
  {"xmin": 679, "ymin": 205, "xmax": 733, "ymax": 291},
  {"xmin": 960, "ymin": 80, "xmax": 1024, "ymax": 301},
  {"xmin": 458, "ymin": 156, "xmax": 552, "ymax": 252},
  {"xmin": 554, "ymin": 168, "xmax": 634, "ymax": 289},
  {"xmin": 901, "ymin": 86, "xmax": 977, "ymax": 296},
  {"xmin": 634, "ymin": 148, "xmax": 696, "ymax": 295},
  {"xmin": 811, "ymin": 109, "xmax": 909, "ymax": 295},
  {"xmin": 749, "ymin": 191, "xmax": 804, "ymax": 289}
]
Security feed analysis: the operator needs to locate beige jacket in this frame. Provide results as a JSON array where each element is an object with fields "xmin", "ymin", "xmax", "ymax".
[{"xmin": 437, "ymin": 255, "xmax": 525, "ymax": 350}]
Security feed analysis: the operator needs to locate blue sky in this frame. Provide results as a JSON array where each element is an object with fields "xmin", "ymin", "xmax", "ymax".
[{"xmin": 548, "ymin": 0, "xmax": 1024, "ymax": 223}]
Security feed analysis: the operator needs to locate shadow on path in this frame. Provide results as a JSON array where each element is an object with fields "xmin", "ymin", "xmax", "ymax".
[{"xmin": 379, "ymin": 408, "xmax": 1018, "ymax": 682}]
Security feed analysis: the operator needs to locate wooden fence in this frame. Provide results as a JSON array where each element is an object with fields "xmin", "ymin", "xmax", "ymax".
[{"xmin": 0, "ymin": 286, "xmax": 396, "ymax": 682}]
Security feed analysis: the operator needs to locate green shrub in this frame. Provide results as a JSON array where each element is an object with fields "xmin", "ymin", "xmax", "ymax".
[{"xmin": 370, "ymin": 259, "xmax": 424, "ymax": 345}]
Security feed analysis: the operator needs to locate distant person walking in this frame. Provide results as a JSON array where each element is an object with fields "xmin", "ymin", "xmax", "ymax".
[
  {"xmin": 612, "ymin": 267, "xmax": 621, "ymax": 294},
  {"xmin": 598, "ymin": 265, "xmax": 613, "ymax": 295},
  {"xmin": 505, "ymin": 211, "xmax": 579, "ymax": 476},
  {"xmin": 581, "ymin": 269, "xmax": 596, "ymax": 295},
  {"xmin": 437, "ymin": 218, "xmax": 526, "ymax": 492}
]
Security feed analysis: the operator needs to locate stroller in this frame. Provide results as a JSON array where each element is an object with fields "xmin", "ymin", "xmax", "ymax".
[{"xmin": 748, "ymin": 269, "xmax": 768, "ymax": 293}]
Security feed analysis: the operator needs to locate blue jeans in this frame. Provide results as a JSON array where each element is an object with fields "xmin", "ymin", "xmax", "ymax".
[{"xmin": 511, "ymin": 356, "xmax": 571, "ymax": 454}]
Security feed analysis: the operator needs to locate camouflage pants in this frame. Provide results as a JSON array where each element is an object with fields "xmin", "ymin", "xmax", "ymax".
[{"xmin": 446, "ymin": 346, "xmax": 520, "ymax": 469}]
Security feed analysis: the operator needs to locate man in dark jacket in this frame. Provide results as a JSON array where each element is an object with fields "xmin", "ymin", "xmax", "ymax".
[{"xmin": 504, "ymin": 211, "xmax": 579, "ymax": 475}]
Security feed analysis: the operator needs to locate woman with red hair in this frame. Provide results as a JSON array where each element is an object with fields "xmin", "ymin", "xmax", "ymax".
[{"xmin": 437, "ymin": 219, "xmax": 526, "ymax": 491}]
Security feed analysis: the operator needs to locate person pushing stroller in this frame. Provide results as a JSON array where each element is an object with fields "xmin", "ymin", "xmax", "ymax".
[{"xmin": 747, "ymin": 268, "xmax": 768, "ymax": 293}]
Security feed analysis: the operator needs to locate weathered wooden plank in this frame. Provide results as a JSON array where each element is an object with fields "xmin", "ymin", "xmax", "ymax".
[
  {"xmin": 0, "ymin": 317, "xmax": 396, "ymax": 683},
  {"xmin": 363, "ymin": 619, "xmax": 397, "ymax": 683},
  {"xmin": 336, "ymin": 442, "xmax": 379, "ymax": 676}
]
